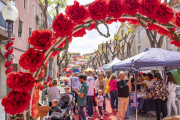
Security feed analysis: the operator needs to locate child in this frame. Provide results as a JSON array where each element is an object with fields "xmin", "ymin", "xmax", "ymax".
[
  {"xmin": 64, "ymin": 86, "xmax": 75, "ymax": 115},
  {"xmin": 97, "ymin": 90, "xmax": 104, "ymax": 119},
  {"xmin": 46, "ymin": 99, "xmax": 62, "ymax": 119}
]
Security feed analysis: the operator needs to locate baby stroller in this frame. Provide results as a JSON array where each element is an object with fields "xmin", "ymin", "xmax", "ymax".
[{"xmin": 51, "ymin": 93, "xmax": 75, "ymax": 120}]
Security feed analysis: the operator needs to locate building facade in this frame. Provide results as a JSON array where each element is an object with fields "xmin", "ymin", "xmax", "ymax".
[
  {"xmin": 134, "ymin": 2, "xmax": 180, "ymax": 55},
  {"xmin": 0, "ymin": 0, "xmax": 53, "ymax": 98}
]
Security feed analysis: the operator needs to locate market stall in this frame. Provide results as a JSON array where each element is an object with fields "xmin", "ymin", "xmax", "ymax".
[
  {"xmin": 103, "ymin": 57, "xmax": 121, "ymax": 71},
  {"xmin": 112, "ymin": 48, "xmax": 180, "ymax": 119},
  {"xmin": 98, "ymin": 57, "xmax": 120, "ymax": 70}
]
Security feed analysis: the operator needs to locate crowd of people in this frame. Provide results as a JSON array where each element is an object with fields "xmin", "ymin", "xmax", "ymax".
[{"xmin": 45, "ymin": 70, "xmax": 179, "ymax": 120}]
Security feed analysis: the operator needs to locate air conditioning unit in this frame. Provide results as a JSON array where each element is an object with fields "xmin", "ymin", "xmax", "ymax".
[{"xmin": 12, "ymin": 53, "xmax": 15, "ymax": 61}]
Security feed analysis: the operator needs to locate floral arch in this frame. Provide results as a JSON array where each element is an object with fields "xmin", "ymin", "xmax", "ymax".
[{"xmin": 2, "ymin": 0, "xmax": 180, "ymax": 119}]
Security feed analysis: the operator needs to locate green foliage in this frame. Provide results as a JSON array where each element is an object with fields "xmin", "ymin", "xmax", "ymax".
[
  {"xmin": 128, "ymin": 28, "xmax": 133, "ymax": 33},
  {"xmin": 40, "ymin": 0, "xmax": 67, "ymax": 17}
]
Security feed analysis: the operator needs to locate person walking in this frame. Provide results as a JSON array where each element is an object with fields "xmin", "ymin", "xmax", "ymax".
[
  {"xmin": 72, "ymin": 74, "xmax": 89, "ymax": 120},
  {"xmin": 86, "ymin": 71, "xmax": 95, "ymax": 119},
  {"xmin": 97, "ymin": 90, "xmax": 104, "ymax": 120},
  {"xmin": 71, "ymin": 72, "xmax": 81, "ymax": 114},
  {"xmin": 116, "ymin": 72, "xmax": 131, "ymax": 120},
  {"xmin": 108, "ymin": 74, "xmax": 118, "ymax": 111},
  {"xmin": 47, "ymin": 79, "xmax": 61, "ymax": 116},
  {"xmin": 105, "ymin": 73, "xmax": 110, "ymax": 99},
  {"xmin": 152, "ymin": 73, "xmax": 168, "ymax": 120},
  {"xmin": 166, "ymin": 72, "xmax": 178, "ymax": 117},
  {"xmin": 95, "ymin": 72, "xmax": 108, "ymax": 115}
]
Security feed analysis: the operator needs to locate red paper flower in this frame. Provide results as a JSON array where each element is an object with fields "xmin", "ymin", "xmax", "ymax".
[
  {"xmin": 49, "ymin": 82, "xmax": 53, "ymax": 88},
  {"xmin": 72, "ymin": 28, "xmax": 86, "ymax": 37},
  {"xmin": 108, "ymin": 0, "xmax": 124, "ymax": 18},
  {"xmin": 175, "ymin": 12, "xmax": 180, "ymax": 27},
  {"xmin": 139, "ymin": 0, "xmax": 160, "ymax": 18},
  {"xmin": 53, "ymin": 13, "xmax": 75, "ymax": 38},
  {"xmin": 50, "ymin": 51, "xmax": 61, "ymax": 58},
  {"xmin": 65, "ymin": 1, "xmax": 89, "ymax": 24},
  {"xmin": 38, "ymin": 72, "xmax": 45, "ymax": 79},
  {"xmin": 6, "ymin": 72, "xmax": 35, "ymax": 92},
  {"xmin": 123, "ymin": 0, "xmax": 139, "ymax": 15},
  {"xmin": 146, "ymin": 23, "xmax": 159, "ymax": 31},
  {"xmin": 43, "ymin": 81, "xmax": 48, "ymax": 85},
  {"xmin": 1, "ymin": 90, "xmax": 31, "ymax": 115},
  {"xmin": 28, "ymin": 30, "xmax": 55, "ymax": 50},
  {"xmin": 5, "ymin": 66, "xmax": 14, "ymax": 74},
  {"xmin": 35, "ymin": 82, "xmax": 43, "ymax": 91},
  {"xmin": 4, "ymin": 61, "xmax": 11, "ymax": 67},
  {"xmin": 158, "ymin": 27, "xmax": 170, "ymax": 36},
  {"xmin": 88, "ymin": 0, "xmax": 108, "ymax": 20},
  {"xmin": 19, "ymin": 48, "xmax": 45, "ymax": 73},
  {"xmin": 154, "ymin": 3, "xmax": 174, "ymax": 24}
]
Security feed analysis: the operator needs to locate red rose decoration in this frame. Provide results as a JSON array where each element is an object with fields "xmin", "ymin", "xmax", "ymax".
[
  {"xmin": 4, "ymin": 61, "xmax": 11, "ymax": 67},
  {"xmin": 108, "ymin": 0, "xmax": 124, "ymax": 18},
  {"xmin": 146, "ymin": 23, "xmax": 159, "ymax": 31},
  {"xmin": 72, "ymin": 28, "xmax": 86, "ymax": 37},
  {"xmin": 7, "ymin": 72, "xmax": 35, "ymax": 92},
  {"xmin": 139, "ymin": 0, "xmax": 160, "ymax": 18},
  {"xmin": 1, "ymin": 90, "xmax": 31, "ymax": 115},
  {"xmin": 88, "ymin": 0, "xmax": 108, "ymax": 20},
  {"xmin": 28, "ymin": 30, "xmax": 55, "ymax": 50},
  {"xmin": 65, "ymin": 1, "xmax": 89, "ymax": 24},
  {"xmin": 50, "ymin": 51, "xmax": 61, "ymax": 58},
  {"xmin": 123, "ymin": 0, "xmax": 139, "ymax": 15},
  {"xmin": 154, "ymin": 3, "xmax": 174, "ymax": 24},
  {"xmin": 175, "ymin": 12, "xmax": 180, "ymax": 27},
  {"xmin": 19, "ymin": 48, "xmax": 45, "ymax": 73},
  {"xmin": 53, "ymin": 13, "xmax": 75, "ymax": 38}
]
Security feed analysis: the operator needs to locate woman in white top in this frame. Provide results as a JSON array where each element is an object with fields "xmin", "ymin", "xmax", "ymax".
[
  {"xmin": 47, "ymin": 79, "xmax": 61, "ymax": 115},
  {"xmin": 95, "ymin": 72, "xmax": 108, "ymax": 115},
  {"xmin": 136, "ymin": 73, "xmax": 155, "ymax": 89},
  {"xmin": 166, "ymin": 72, "xmax": 178, "ymax": 117}
]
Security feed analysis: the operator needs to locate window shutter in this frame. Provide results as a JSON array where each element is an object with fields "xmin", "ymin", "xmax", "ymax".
[{"xmin": 18, "ymin": 20, "xmax": 22, "ymax": 33}]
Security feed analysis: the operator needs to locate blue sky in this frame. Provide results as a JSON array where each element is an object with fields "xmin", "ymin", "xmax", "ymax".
[{"xmin": 60, "ymin": 0, "xmax": 170, "ymax": 55}]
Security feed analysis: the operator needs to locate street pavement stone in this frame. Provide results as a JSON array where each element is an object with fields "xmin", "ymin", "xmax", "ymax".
[{"xmin": 0, "ymin": 98, "xmax": 5, "ymax": 120}]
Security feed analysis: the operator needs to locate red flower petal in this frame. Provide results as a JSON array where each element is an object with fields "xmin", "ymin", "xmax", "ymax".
[
  {"xmin": 53, "ymin": 13, "xmax": 75, "ymax": 38},
  {"xmin": 108, "ymin": 0, "xmax": 124, "ymax": 18},
  {"xmin": 123, "ymin": 0, "xmax": 139, "ymax": 15},
  {"xmin": 88, "ymin": 0, "xmax": 108, "ymax": 21},
  {"xmin": 72, "ymin": 28, "xmax": 86, "ymax": 37},
  {"xmin": 65, "ymin": 1, "xmax": 89, "ymax": 24}
]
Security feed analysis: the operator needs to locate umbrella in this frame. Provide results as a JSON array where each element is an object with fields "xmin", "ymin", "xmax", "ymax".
[{"xmin": 83, "ymin": 67, "xmax": 95, "ymax": 72}]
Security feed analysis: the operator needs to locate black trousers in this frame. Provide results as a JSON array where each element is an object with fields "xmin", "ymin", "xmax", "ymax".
[
  {"xmin": 98, "ymin": 106, "xmax": 102, "ymax": 116},
  {"xmin": 154, "ymin": 99, "xmax": 167, "ymax": 120},
  {"xmin": 73, "ymin": 91, "xmax": 78, "ymax": 113},
  {"xmin": 49, "ymin": 102, "xmax": 52, "ymax": 116}
]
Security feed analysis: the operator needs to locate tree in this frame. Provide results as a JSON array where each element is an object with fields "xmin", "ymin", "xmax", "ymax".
[
  {"xmin": 146, "ymin": 29, "xmax": 165, "ymax": 48},
  {"xmin": 40, "ymin": 0, "xmax": 67, "ymax": 28}
]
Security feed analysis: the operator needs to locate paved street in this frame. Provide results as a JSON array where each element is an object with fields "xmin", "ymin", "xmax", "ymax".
[{"xmin": 0, "ymin": 98, "xmax": 5, "ymax": 120}]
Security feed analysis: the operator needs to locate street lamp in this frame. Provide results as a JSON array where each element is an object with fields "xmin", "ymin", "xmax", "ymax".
[{"xmin": 2, "ymin": 1, "xmax": 18, "ymax": 120}]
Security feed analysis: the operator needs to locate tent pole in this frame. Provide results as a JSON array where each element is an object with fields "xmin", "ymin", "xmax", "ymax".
[{"xmin": 135, "ymin": 71, "xmax": 138, "ymax": 120}]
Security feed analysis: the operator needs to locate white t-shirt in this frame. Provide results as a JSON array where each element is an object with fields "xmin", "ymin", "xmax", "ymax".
[
  {"xmin": 97, "ymin": 95, "xmax": 104, "ymax": 106},
  {"xmin": 86, "ymin": 76, "xmax": 95, "ymax": 96},
  {"xmin": 143, "ymin": 79, "xmax": 155, "ymax": 89},
  {"xmin": 47, "ymin": 86, "xmax": 61, "ymax": 102}
]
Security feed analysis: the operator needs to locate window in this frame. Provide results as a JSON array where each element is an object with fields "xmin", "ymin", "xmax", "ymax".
[
  {"xmin": 138, "ymin": 31, "xmax": 140, "ymax": 44},
  {"xmin": 0, "ymin": 1, "xmax": 8, "ymax": 29},
  {"xmin": 40, "ymin": 13, "xmax": 42, "ymax": 26},
  {"xmin": 138, "ymin": 46, "xmax": 141, "ymax": 54},
  {"xmin": 18, "ymin": 19, "xmax": 23, "ymax": 38},
  {"xmin": 29, "ymin": 27, "xmax": 32, "ymax": 37},
  {"xmin": 24, "ymin": 0, "xmax": 29, "ymax": 12},
  {"xmin": 32, "ymin": 4, "xmax": 35, "ymax": 16}
]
